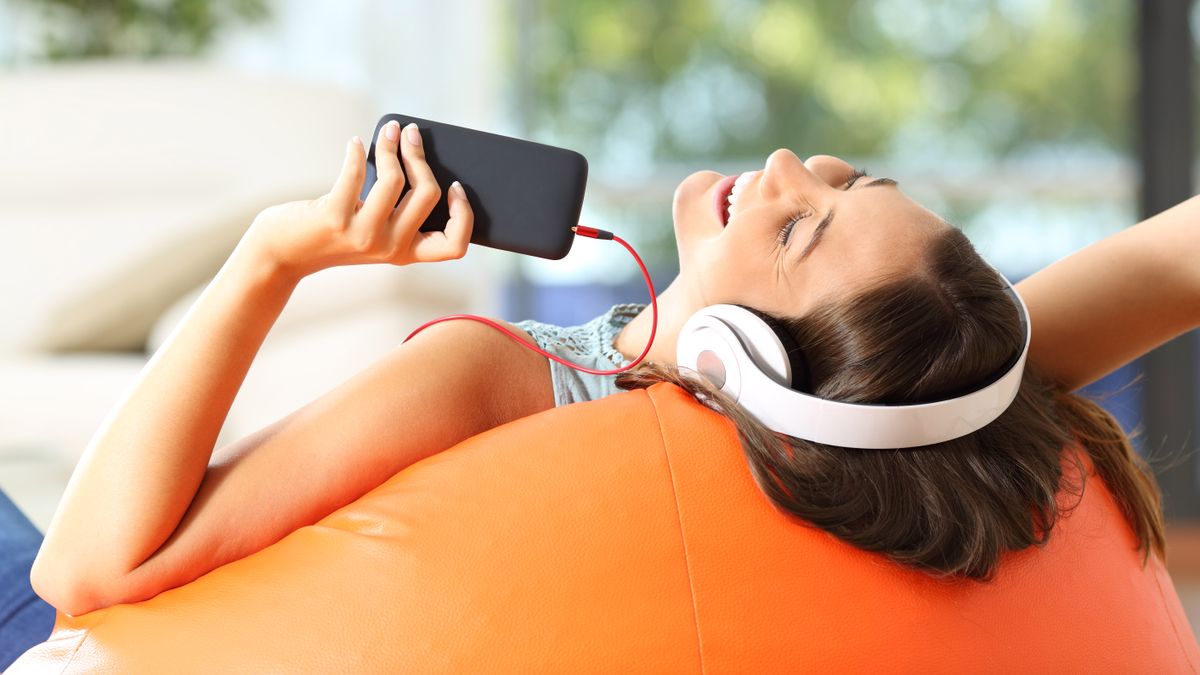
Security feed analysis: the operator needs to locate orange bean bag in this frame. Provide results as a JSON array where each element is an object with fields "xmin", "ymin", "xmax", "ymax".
[{"xmin": 8, "ymin": 382, "xmax": 1200, "ymax": 673}]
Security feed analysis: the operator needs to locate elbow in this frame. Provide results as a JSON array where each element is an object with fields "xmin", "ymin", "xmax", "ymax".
[{"xmin": 29, "ymin": 559, "xmax": 108, "ymax": 619}]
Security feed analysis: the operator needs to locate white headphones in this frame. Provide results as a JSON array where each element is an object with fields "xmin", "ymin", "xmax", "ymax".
[{"xmin": 675, "ymin": 269, "xmax": 1031, "ymax": 449}]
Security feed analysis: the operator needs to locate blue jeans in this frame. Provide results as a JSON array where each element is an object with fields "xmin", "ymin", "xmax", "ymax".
[{"xmin": 0, "ymin": 486, "xmax": 57, "ymax": 670}]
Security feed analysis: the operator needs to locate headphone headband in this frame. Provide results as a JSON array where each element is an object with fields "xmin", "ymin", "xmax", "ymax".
[{"xmin": 675, "ymin": 269, "xmax": 1031, "ymax": 449}]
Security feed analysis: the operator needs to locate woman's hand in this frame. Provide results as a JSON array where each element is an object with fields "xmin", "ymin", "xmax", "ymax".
[{"xmin": 244, "ymin": 120, "xmax": 474, "ymax": 281}]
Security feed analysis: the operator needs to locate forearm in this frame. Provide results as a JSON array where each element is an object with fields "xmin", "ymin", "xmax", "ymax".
[
  {"xmin": 31, "ymin": 237, "xmax": 299, "ymax": 599},
  {"xmin": 1017, "ymin": 194, "xmax": 1200, "ymax": 392},
  {"xmin": 1175, "ymin": 196, "xmax": 1200, "ymax": 300}
]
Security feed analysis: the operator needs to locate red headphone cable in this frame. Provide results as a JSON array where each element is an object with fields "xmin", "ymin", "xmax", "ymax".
[{"xmin": 401, "ymin": 226, "xmax": 658, "ymax": 376}]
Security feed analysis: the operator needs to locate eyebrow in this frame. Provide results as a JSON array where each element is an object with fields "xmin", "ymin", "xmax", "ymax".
[{"xmin": 797, "ymin": 177, "xmax": 898, "ymax": 262}]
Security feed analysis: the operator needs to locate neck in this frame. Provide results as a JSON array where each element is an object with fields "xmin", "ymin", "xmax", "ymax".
[{"xmin": 612, "ymin": 276, "xmax": 700, "ymax": 367}]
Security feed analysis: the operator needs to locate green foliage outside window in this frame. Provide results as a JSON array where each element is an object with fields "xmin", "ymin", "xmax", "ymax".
[
  {"xmin": 507, "ymin": 0, "xmax": 1140, "ymax": 275},
  {"xmin": 523, "ymin": 0, "xmax": 1131, "ymax": 165},
  {"xmin": 16, "ymin": 0, "xmax": 269, "ymax": 59}
]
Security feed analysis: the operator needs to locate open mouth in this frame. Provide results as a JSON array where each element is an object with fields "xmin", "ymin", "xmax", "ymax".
[{"xmin": 712, "ymin": 174, "xmax": 738, "ymax": 227}]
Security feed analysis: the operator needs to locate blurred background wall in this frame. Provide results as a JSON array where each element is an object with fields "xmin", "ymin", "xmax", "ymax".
[{"xmin": 0, "ymin": 0, "xmax": 1198, "ymax": 624}]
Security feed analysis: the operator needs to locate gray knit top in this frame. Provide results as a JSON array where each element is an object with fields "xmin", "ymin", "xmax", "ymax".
[{"xmin": 513, "ymin": 303, "xmax": 648, "ymax": 407}]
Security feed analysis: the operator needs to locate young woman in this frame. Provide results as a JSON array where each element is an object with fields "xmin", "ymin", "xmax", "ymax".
[{"xmin": 8, "ymin": 118, "xmax": 1199, "ymax": 643}]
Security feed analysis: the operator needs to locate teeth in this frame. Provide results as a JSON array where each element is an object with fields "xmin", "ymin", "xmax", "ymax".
[{"xmin": 725, "ymin": 171, "xmax": 751, "ymax": 219}]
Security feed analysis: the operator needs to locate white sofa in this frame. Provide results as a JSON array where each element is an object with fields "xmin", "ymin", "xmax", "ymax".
[{"xmin": 0, "ymin": 61, "xmax": 506, "ymax": 531}]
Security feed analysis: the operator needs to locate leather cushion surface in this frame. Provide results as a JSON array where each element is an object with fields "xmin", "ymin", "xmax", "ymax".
[{"xmin": 9, "ymin": 382, "xmax": 1199, "ymax": 673}]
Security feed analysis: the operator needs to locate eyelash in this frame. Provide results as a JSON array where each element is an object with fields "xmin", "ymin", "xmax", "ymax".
[
  {"xmin": 776, "ymin": 211, "xmax": 805, "ymax": 247},
  {"xmin": 776, "ymin": 167, "xmax": 869, "ymax": 246}
]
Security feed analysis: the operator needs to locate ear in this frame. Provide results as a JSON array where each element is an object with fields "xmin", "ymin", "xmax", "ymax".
[{"xmin": 733, "ymin": 304, "xmax": 812, "ymax": 393}]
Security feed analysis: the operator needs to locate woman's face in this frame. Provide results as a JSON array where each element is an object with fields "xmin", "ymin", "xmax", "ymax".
[{"xmin": 672, "ymin": 149, "xmax": 950, "ymax": 318}]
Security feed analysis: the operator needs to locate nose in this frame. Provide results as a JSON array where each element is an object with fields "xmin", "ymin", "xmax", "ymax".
[
  {"xmin": 762, "ymin": 148, "xmax": 849, "ymax": 199},
  {"xmin": 803, "ymin": 154, "xmax": 858, "ymax": 187},
  {"xmin": 761, "ymin": 149, "xmax": 804, "ymax": 199}
]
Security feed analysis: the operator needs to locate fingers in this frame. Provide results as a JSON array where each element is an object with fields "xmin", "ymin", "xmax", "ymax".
[
  {"xmin": 389, "ymin": 123, "xmax": 442, "ymax": 244},
  {"xmin": 349, "ymin": 120, "xmax": 466, "ymax": 264},
  {"xmin": 408, "ymin": 180, "xmax": 475, "ymax": 262},
  {"xmin": 359, "ymin": 120, "xmax": 407, "ymax": 226},
  {"xmin": 328, "ymin": 136, "xmax": 366, "ymax": 217}
]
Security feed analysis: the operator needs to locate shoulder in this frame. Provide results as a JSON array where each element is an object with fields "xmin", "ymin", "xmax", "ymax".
[
  {"xmin": 409, "ymin": 314, "xmax": 544, "ymax": 352},
  {"xmin": 404, "ymin": 316, "xmax": 555, "ymax": 424}
]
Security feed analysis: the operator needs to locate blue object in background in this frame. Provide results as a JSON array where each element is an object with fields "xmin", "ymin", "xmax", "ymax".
[
  {"xmin": 502, "ymin": 274, "xmax": 671, "ymax": 329},
  {"xmin": 0, "ymin": 487, "xmax": 57, "ymax": 670},
  {"xmin": 1078, "ymin": 360, "xmax": 1148, "ymax": 457}
]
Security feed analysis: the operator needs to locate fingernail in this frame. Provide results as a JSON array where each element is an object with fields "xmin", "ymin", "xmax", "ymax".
[
  {"xmin": 383, "ymin": 121, "xmax": 399, "ymax": 142},
  {"xmin": 350, "ymin": 135, "xmax": 362, "ymax": 150},
  {"xmin": 405, "ymin": 123, "xmax": 421, "ymax": 146},
  {"xmin": 451, "ymin": 180, "xmax": 464, "ymax": 196}
]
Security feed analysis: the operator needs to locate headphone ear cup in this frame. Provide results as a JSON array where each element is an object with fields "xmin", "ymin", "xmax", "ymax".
[
  {"xmin": 676, "ymin": 311, "xmax": 745, "ymax": 399},
  {"xmin": 732, "ymin": 304, "xmax": 811, "ymax": 393}
]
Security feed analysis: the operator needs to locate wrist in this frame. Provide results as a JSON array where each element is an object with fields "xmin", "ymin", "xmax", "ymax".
[
  {"xmin": 225, "ymin": 236, "xmax": 304, "ymax": 297},
  {"xmin": 236, "ymin": 215, "xmax": 315, "ymax": 280}
]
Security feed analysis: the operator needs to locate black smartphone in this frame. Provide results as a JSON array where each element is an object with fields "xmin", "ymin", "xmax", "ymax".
[{"xmin": 359, "ymin": 113, "xmax": 588, "ymax": 260}]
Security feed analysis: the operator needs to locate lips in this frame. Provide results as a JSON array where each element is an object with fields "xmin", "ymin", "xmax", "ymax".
[{"xmin": 712, "ymin": 174, "xmax": 738, "ymax": 227}]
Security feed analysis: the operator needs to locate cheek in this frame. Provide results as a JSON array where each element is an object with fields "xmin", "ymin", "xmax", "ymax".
[{"xmin": 680, "ymin": 233, "xmax": 767, "ymax": 308}]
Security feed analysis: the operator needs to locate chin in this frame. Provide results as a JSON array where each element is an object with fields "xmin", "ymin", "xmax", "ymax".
[
  {"xmin": 670, "ymin": 170, "xmax": 722, "ymax": 281},
  {"xmin": 672, "ymin": 169, "xmax": 722, "ymax": 240}
]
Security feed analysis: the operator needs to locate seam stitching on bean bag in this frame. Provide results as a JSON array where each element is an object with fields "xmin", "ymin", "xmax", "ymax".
[
  {"xmin": 53, "ymin": 619, "xmax": 99, "ymax": 675},
  {"xmin": 1151, "ymin": 555, "xmax": 1200, "ymax": 672},
  {"xmin": 646, "ymin": 384, "xmax": 706, "ymax": 675}
]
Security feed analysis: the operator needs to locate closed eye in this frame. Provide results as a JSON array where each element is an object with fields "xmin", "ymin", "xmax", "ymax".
[
  {"xmin": 777, "ymin": 210, "xmax": 807, "ymax": 247},
  {"xmin": 844, "ymin": 168, "xmax": 869, "ymax": 188},
  {"xmin": 779, "ymin": 167, "xmax": 871, "ymax": 249}
]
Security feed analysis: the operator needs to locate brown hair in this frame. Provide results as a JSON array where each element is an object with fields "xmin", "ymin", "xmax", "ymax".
[{"xmin": 616, "ymin": 225, "xmax": 1166, "ymax": 581}]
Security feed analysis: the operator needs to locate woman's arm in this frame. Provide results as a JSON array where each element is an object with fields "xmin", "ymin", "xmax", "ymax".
[
  {"xmin": 29, "ymin": 241, "xmax": 293, "ymax": 614},
  {"xmin": 1015, "ymin": 194, "xmax": 1200, "ymax": 392},
  {"xmin": 29, "ymin": 120, "xmax": 528, "ymax": 616},
  {"xmin": 36, "ymin": 305, "xmax": 552, "ymax": 617}
]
